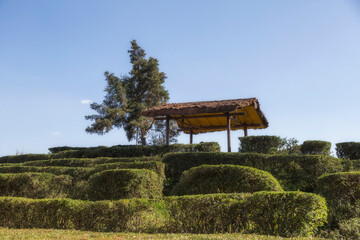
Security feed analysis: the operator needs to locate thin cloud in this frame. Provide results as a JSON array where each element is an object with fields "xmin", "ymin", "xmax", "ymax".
[
  {"xmin": 51, "ymin": 131, "xmax": 61, "ymax": 136},
  {"xmin": 81, "ymin": 99, "xmax": 93, "ymax": 104}
]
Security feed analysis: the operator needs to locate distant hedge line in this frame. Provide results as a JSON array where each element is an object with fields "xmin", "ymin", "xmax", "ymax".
[
  {"xmin": 163, "ymin": 152, "xmax": 343, "ymax": 192},
  {"xmin": 172, "ymin": 165, "xmax": 283, "ymax": 196},
  {"xmin": 0, "ymin": 142, "xmax": 220, "ymax": 164},
  {"xmin": 0, "ymin": 191, "xmax": 327, "ymax": 237}
]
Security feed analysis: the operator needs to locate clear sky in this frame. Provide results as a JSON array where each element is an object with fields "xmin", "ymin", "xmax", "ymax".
[{"xmin": 1, "ymin": 0, "xmax": 360, "ymax": 156}]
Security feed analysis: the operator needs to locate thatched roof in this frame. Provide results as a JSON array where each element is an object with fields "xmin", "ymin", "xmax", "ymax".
[{"xmin": 142, "ymin": 98, "xmax": 268, "ymax": 134}]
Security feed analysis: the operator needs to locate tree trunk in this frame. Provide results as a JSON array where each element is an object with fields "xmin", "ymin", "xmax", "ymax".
[{"xmin": 141, "ymin": 129, "xmax": 147, "ymax": 145}]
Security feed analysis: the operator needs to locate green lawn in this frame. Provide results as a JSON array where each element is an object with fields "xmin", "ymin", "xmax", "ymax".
[{"xmin": 0, "ymin": 228, "xmax": 324, "ymax": 240}]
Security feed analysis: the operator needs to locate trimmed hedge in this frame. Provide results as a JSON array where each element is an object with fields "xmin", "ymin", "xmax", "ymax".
[
  {"xmin": 22, "ymin": 156, "xmax": 161, "ymax": 167},
  {"xmin": 87, "ymin": 169, "xmax": 162, "ymax": 200},
  {"xmin": 0, "ymin": 173, "xmax": 72, "ymax": 198},
  {"xmin": 51, "ymin": 142, "xmax": 220, "ymax": 159},
  {"xmin": 172, "ymin": 165, "xmax": 282, "ymax": 195},
  {"xmin": 163, "ymin": 191, "xmax": 327, "ymax": 237},
  {"xmin": 336, "ymin": 142, "xmax": 360, "ymax": 160},
  {"xmin": 300, "ymin": 140, "xmax": 331, "ymax": 155},
  {"xmin": 0, "ymin": 197, "xmax": 165, "ymax": 232},
  {"xmin": 163, "ymin": 152, "xmax": 343, "ymax": 192},
  {"xmin": 0, "ymin": 154, "xmax": 51, "ymax": 164},
  {"xmin": 316, "ymin": 171, "xmax": 360, "ymax": 226},
  {"xmin": 238, "ymin": 136, "xmax": 282, "ymax": 154}
]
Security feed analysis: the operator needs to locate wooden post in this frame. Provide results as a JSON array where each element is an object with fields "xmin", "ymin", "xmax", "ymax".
[
  {"xmin": 244, "ymin": 126, "xmax": 248, "ymax": 137},
  {"xmin": 227, "ymin": 113, "xmax": 231, "ymax": 152},
  {"xmin": 190, "ymin": 130, "xmax": 193, "ymax": 144},
  {"xmin": 166, "ymin": 116, "xmax": 170, "ymax": 145}
]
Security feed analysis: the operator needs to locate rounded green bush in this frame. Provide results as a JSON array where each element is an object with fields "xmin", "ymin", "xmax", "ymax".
[
  {"xmin": 300, "ymin": 140, "xmax": 331, "ymax": 155},
  {"xmin": 336, "ymin": 142, "xmax": 360, "ymax": 160},
  {"xmin": 87, "ymin": 169, "xmax": 162, "ymax": 200},
  {"xmin": 316, "ymin": 171, "xmax": 360, "ymax": 226},
  {"xmin": 238, "ymin": 135, "xmax": 282, "ymax": 154},
  {"xmin": 172, "ymin": 165, "xmax": 283, "ymax": 196},
  {"xmin": 0, "ymin": 172, "xmax": 72, "ymax": 198}
]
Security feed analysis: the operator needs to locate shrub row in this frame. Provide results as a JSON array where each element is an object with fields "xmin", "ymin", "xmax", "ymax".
[
  {"xmin": 0, "ymin": 173, "xmax": 72, "ymax": 198},
  {"xmin": 172, "ymin": 165, "xmax": 283, "ymax": 196},
  {"xmin": 336, "ymin": 142, "xmax": 360, "ymax": 160},
  {"xmin": 50, "ymin": 142, "xmax": 220, "ymax": 159},
  {"xmin": 0, "ymin": 161, "xmax": 165, "ymax": 180},
  {"xmin": 163, "ymin": 152, "xmax": 343, "ymax": 192},
  {"xmin": 316, "ymin": 171, "xmax": 360, "ymax": 227},
  {"xmin": 0, "ymin": 154, "xmax": 51, "ymax": 164},
  {"xmin": 22, "ymin": 156, "xmax": 161, "ymax": 167},
  {"xmin": 0, "ymin": 191, "xmax": 327, "ymax": 237},
  {"xmin": 300, "ymin": 140, "xmax": 331, "ymax": 155},
  {"xmin": 0, "ymin": 169, "xmax": 163, "ymax": 200}
]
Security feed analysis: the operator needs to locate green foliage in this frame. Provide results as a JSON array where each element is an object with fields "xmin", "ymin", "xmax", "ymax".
[
  {"xmin": 238, "ymin": 136, "xmax": 282, "ymax": 154},
  {"xmin": 48, "ymin": 147, "xmax": 88, "ymax": 154},
  {"xmin": 87, "ymin": 169, "xmax": 162, "ymax": 200},
  {"xmin": 0, "ymin": 197, "xmax": 165, "ymax": 232},
  {"xmin": 0, "ymin": 154, "xmax": 51, "ymax": 163},
  {"xmin": 316, "ymin": 172, "xmax": 360, "ymax": 226},
  {"xmin": 300, "ymin": 140, "xmax": 331, "ymax": 155},
  {"xmin": 85, "ymin": 40, "xmax": 173, "ymax": 145},
  {"xmin": 51, "ymin": 142, "xmax": 220, "ymax": 159},
  {"xmin": 336, "ymin": 142, "xmax": 360, "ymax": 160},
  {"xmin": 278, "ymin": 137, "xmax": 301, "ymax": 154},
  {"xmin": 172, "ymin": 165, "xmax": 282, "ymax": 196},
  {"xmin": 163, "ymin": 192, "xmax": 327, "ymax": 237},
  {"xmin": 163, "ymin": 152, "xmax": 343, "ymax": 193},
  {"xmin": 337, "ymin": 218, "xmax": 360, "ymax": 240},
  {"xmin": 0, "ymin": 173, "xmax": 72, "ymax": 198},
  {"xmin": 22, "ymin": 156, "xmax": 161, "ymax": 167}
]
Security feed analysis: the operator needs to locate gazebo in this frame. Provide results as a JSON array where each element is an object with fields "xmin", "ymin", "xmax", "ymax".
[{"xmin": 142, "ymin": 98, "xmax": 268, "ymax": 152}]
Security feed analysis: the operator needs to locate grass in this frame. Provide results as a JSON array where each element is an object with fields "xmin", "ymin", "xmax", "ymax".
[{"xmin": 0, "ymin": 228, "xmax": 324, "ymax": 240}]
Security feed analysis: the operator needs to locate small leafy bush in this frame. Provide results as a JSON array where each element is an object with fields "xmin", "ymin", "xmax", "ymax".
[
  {"xmin": 163, "ymin": 191, "xmax": 327, "ymax": 237},
  {"xmin": 316, "ymin": 171, "xmax": 360, "ymax": 226},
  {"xmin": 336, "ymin": 142, "xmax": 360, "ymax": 160},
  {"xmin": 238, "ymin": 136, "xmax": 282, "ymax": 154},
  {"xmin": 0, "ymin": 173, "xmax": 72, "ymax": 198},
  {"xmin": 87, "ymin": 169, "xmax": 162, "ymax": 200},
  {"xmin": 163, "ymin": 152, "xmax": 343, "ymax": 193},
  {"xmin": 172, "ymin": 165, "xmax": 282, "ymax": 195},
  {"xmin": 300, "ymin": 140, "xmax": 331, "ymax": 155}
]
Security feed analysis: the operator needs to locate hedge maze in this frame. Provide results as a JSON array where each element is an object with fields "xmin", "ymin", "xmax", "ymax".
[{"xmin": 1, "ymin": 138, "xmax": 360, "ymax": 237}]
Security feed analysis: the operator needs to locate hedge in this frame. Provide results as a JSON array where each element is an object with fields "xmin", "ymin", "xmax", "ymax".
[
  {"xmin": 172, "ymin": 165, "xmax": 282, "ymax": 196},
  {"xmin": 0, "ymin": 173, "xmax": 72, "ymax": 198},
  {"xmin": 238, "ymin": 136, "xmax": 282, "ymax": 154},
  {"xmin": 0, "ymin": 154, "xmax": 51, "ymax": 164},
  {"xmin": 300, "ymin": 140, "xmax": 331, "ymax": 155},
  {"xmin": 316, "ymin": 171, "xmax": 360, "ymax": 226},
  {"xmin": 51, "ymin": 142, "xmax": 220, "ymax": 159},
  {"xmin": 336, "ymin": 142, "xmax": 360, "ymax": 160},
  {"xmin": 163, "ymin": 191, "xmax": 327, "ymax": 237},
  {"xmin": 87, "ymin": 169, "xmax": 162, "ymax": 200},
  {"xmin": 163, "ymin": 152, "xmax": 343, "ymax": 193},
  {"xmin": 22, "ymin": 156, "xmax": 161, "ymax": 167},
  {"xmin": 0, "ymin": 197, "xmax": 165, "ymax": 232}
]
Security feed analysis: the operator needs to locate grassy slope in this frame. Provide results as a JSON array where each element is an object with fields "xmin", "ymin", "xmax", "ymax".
[{"xmin": 0, "ymin": 228, "xmax": 324, "ymax": 240}]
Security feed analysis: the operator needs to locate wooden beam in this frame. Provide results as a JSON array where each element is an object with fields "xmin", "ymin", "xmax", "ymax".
[
  {"xmin": 244, "ymin": 126, "xmax": 248, "ymax": 137},
  {"xmin": 190, "ymin": 130, "xmax": 193, "ymax": 144},
  {"xmin": 166, "ymin": 116, "xmax": 170, "ymax": 145},
  {"xmin": 227, "ymin": 113, "xmax": 231, "ymax": 152},
  {"xmin": 153, "ymin": 112, "xmax": 245, "ymax": 121},
  {"xmin": 179, "ymin": 124, "xmax": 262, "ymax": 131}
]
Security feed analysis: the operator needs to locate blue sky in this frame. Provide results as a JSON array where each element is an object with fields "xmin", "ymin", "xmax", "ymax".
[{"xmin": 1, "ymin": 0, "xmax": 360, "ymax": 156}]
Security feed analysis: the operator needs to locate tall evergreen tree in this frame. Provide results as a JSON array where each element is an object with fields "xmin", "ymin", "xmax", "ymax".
[{"xmin": 85, "ymin": 40, "xmax": 175, "ymax": 145}]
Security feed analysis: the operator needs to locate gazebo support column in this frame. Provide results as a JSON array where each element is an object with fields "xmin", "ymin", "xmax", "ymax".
[
  {"xmin": 166, "ymin": 116, "xmax": 170, "ymax": 145},
  {"xmin": 190, "ymin": 130, "xmax": 193, "ymax": 144},
  {"xmin": 244, "ymin": 126, "xmax": 248, "ymax": 137},
  {"xmin": 227, "ymin": 113, "xmax": 231, "ymax": 152}
]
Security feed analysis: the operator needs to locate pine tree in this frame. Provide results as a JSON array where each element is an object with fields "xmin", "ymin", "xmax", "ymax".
[{"xmin": 85, "ymin": 40, "xmax": 175, "ymax": 145}]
